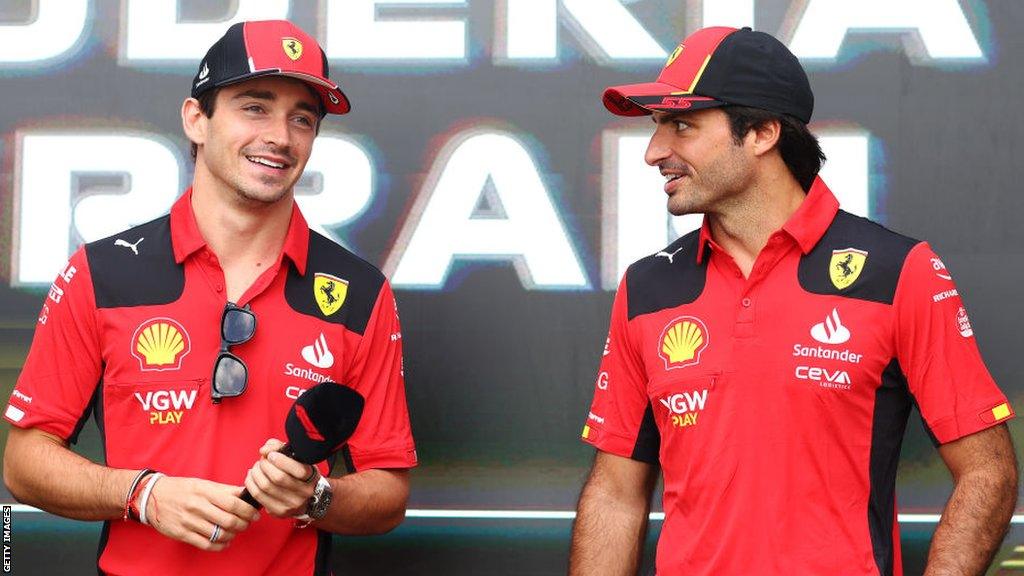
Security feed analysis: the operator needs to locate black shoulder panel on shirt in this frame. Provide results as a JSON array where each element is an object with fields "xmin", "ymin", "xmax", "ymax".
[
  {"xmin": 85, "ymin": 215, "xmax": 185, "ymax": 309},
  {"xmin": 868, "ymin": 359, "xmax": 912, "ymax": 576},
  {"xmin": 284, "ymin": 231, "xmax": 386, "ymax": 335},
  {"xmin": 626, "ymin": 230, "xmax": 708, "ymax": 320},
  {"xmin": 797, "ymin": 210, "xmax": 919, "ymax": 305},
  {"xmin": 630, "ymin": 403, "xmax": 661, "ymax": 465}
]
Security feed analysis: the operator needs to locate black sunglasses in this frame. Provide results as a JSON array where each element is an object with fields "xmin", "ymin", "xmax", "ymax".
[{"xmin": 211, "ymin": 302, "xmax": 256, "ymax": 403}]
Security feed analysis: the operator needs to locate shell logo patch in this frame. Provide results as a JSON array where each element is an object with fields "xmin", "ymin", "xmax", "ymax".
[
  {"xmin": 830, "ymin": 248, "xmax": 868, "ymax": 290},
  {"xmin": 131, "ymin": 318, "xmax": 191, "ymax": 371},
  {"xmin": 314, "ymin": 273, "xmax": 349, "ymax": 317},
  {"xmin": 282, "ymin": 37, "xmax": 303, "ymax": 61},
  {"xmin": 659, "ymin": 316, "xmax": 709, "ymax": 370}
]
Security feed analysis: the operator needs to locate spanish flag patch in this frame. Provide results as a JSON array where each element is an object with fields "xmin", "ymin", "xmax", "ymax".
[
  {"xmin": 581, "ymin": 425, "xmax": 591, "ymax": 439},
  {"xmin": 980, "ymin": 402, "xmax": 1013, "ymax": 424}
]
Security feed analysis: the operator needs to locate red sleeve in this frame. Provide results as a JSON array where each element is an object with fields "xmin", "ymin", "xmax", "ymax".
[
  {"xmin": 4, "ymin": 248, "xmax": 103, "ymax": 441},
  {"xmin": 581, "ymin": 276, "xmax": 658, "ymax": 463},
  {"xmin": 344, "ymin": 280, "xmax": 417, "ymax": 471},
  {"xmin": 893, "ymin": 242, "xmax": 1013, "ymax": 444}
]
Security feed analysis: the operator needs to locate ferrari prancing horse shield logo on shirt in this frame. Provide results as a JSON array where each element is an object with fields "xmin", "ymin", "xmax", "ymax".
[
  {"xmin": 830, "ymin": 248, "xmax": 868, "ymax": 290},
  {"xmin": 314, "ymin": 273, "xmax": 348, "ymax": 316}
]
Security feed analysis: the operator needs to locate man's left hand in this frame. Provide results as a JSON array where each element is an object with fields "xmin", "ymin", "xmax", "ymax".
[{"xmin": 244, "ymin": 438, "xmax": 319, "ymax": 518}]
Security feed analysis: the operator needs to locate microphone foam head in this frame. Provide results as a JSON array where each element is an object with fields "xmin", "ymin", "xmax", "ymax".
[{"xmin": 285, "ymin": 382, "xmax": 364, "ymax": 464}]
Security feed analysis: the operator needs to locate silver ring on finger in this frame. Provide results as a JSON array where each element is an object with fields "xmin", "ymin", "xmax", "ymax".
[
  {"xmin": 302, "ymin": 466, "xmax": 317, "ymax": 483},
  {"xmin": 210, "ymin": 524, "xmax": 222, "ymax": 543}
]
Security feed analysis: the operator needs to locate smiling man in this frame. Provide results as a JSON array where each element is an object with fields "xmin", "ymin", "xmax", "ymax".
[
  {"xmin": 3, "ymin": 20, "xmax": 416, "ymax": 575},
  {"xmin": 571, "ymin": 26, "xmax": 1017, "ymax": 576}
]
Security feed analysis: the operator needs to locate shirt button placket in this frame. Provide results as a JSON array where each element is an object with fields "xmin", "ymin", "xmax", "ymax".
[{"xmin": 735, "ymin": 294, "xmax": 755, "ymax": 337}]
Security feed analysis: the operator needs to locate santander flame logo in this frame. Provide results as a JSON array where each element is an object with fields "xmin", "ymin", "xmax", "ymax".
[{"xmin": 810, "ymin": 308, "xmax": 850, "ymax": 345}]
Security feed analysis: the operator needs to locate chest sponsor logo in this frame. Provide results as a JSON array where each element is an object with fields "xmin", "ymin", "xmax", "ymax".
[
  {"xmin": 301, "ymin": 333, "xmax": 335, "ymax": 369},
  {"xmin": 596, "ymin": 371, "xmax": 609, "ymax": 390},
  {"xmin": 956, "ymin": 306, "xmax": 973, "ymax": 337},
  {"xmin": 810, "ymin": 308, "xmax": 850, "ymax": 345},
  {"xmin": 131, "ymin": 318, "xmax": 191, "ymax": 371},
  {"xmin": 830, "ymin": 248, "xmax": 868, "ymax": 290},
  {"xmin": 286, "ymin": 385, "xmax": 308, "ymax": 400},
  {"xmin": 602, "ymin": 336, "xmax": 610, "ymax": 357},
  {"xmin": 134, "ymin": 388, "xmax": 197, "ymax": 425},
  {"xmin": 284, "ymin": 363, "xmax": 330, "ymax": 385},
  {"xmin": 314, "ymin": 273, "xmax": 349, "ymax": 316},
  {"xmin": 795, "ymin": 366, "xmax": 852, "ymax": 390},
  {"xmin": 792, "ymin": 343, "xmax": 863, "ymax": 364},
  {"xmin": 658, "ymin": 389, "xmax": 708, "ymax": 428},
  {"xmin": 658, "ymin": 316, "xmax": 709, "ymax": 370},
  {"xmin": 931, "ymin": 257, "xmax": 952, "ymax": 281}
]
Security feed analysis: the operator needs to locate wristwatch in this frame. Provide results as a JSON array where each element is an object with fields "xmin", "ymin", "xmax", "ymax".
[{"xmin": 296, "ymin": 475, "xmax": 333, "ymax": 524}]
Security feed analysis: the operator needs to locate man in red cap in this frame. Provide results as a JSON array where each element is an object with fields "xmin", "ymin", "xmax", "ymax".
[
  {"xmin": 3, "ymin": 20, "xmax": 416, "ymax": 575},
  {"xmin": 572, "ymin": 26, "xmax": 1016, "ymax": 575}
]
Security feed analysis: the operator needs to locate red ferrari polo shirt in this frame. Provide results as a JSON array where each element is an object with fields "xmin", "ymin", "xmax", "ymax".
[
  {"xmin": 6, "ymin": 190, "xmax": 417, "ymax": 575},
  {"xmin": 582, "ymin": 177, "xmax": 1012, "ymax": 575}
]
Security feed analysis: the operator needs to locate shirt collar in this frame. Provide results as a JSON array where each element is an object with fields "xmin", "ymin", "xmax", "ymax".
[
  {"xmin": 170, "ymin": 188, "xmax": 310, "ymax": 275},
  {"xmin": 781, "ymin": 176, "xmax": 839, "ymax": 255},
  {"xmin": 695, "ymin": 176, "xmax": 838, "ymax": 263}
]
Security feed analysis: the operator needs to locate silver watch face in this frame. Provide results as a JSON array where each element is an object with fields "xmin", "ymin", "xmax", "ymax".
[
  {"xmin": 311, "ymin": 489, "xmax": 333, "ymax": 519},
  {"xmin": 308, "ymin": 478, "xmax": 333, "ymax": 520}
]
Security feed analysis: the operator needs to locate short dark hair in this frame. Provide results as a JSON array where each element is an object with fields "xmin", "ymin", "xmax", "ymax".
[
  {"xmin": 188, "ymin": 83, "xmax": 325, "ymax": 162},
  {"xmin": 190, "ymin": 88, "xmax": 220, "ymax": 161},
  {"xmin": 721, "ymin": 106, "xmax": 825, "ymax": 191}
]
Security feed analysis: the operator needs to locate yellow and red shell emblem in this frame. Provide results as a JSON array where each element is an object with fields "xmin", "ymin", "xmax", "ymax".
[
  {"xmin": 658, "ymin": 316, "xmax": 709, "ymax": 370},
  {"xmin": 131, "ymin": 318, "xmax": 191, "ymax": 371}
]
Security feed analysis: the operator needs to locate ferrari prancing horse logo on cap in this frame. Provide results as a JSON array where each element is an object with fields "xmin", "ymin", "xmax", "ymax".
[
  {"xmin": 830, "ymin": 248, "xmax": 868, "ymax": 290},
  {"xmin": 665, "ymin": 43, "xmax": 684, "ymax": 68},
  {"xmin": 314, "ymin": 272, "xmax": 348, "ymax": 316},
  {"xmin": 282, "ymin": 38, "xmax": 303, "ymax": 61}
]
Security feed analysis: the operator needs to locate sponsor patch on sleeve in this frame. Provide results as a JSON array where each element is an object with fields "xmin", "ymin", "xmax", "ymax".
[
  {"xmin": 980, "ymin": 402, "xmax": 1013, "ymax": 424},
  {"xmin": 5, "ymin": 404, "xmax": 25, "ymax": 423}
]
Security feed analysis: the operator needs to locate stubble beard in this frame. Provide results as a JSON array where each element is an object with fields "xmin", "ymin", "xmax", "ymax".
[
  {"xmin": 233, "ymin": 176, "xmax": 292, "ymax": 206},
  {"xmin": 666, "ymin": 145, "xmax": 750, "ymax": 217}
]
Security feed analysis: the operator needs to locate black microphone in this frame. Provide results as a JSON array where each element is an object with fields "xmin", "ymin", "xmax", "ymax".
[{"xmin": 240, "ymin": 381, "xmax": 364, "ymax": 509}]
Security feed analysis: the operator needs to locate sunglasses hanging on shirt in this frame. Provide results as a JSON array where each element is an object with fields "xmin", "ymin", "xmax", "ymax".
[{"xmin": 211, "ymin": 302, "xmax": 256, "ymax": 403}]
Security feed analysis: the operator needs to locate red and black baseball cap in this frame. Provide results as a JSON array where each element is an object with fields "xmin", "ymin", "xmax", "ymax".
[
  {"xmin": 191, "ymin": 20, "xmax": 350, "ymax": 115},
  {"xmin": 603, "ymin": 26, "xmax": 813, "ymax": 123}
]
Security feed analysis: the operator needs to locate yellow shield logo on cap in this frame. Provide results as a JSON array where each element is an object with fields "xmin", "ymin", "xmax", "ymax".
[
  {"xmin": 665, "ymin": 43, "xmax": 684, "ymax": 67},
  {"xmin": 282, "ymin": 38, "xmax": 303, "ymax": 61},
  {"xmin": 830, "ymin": 248, "xmax": 868, "ymax": 290},
  {"xmin": 314, "ymin": 273, "xmax": 348, "ymax": 316}
]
